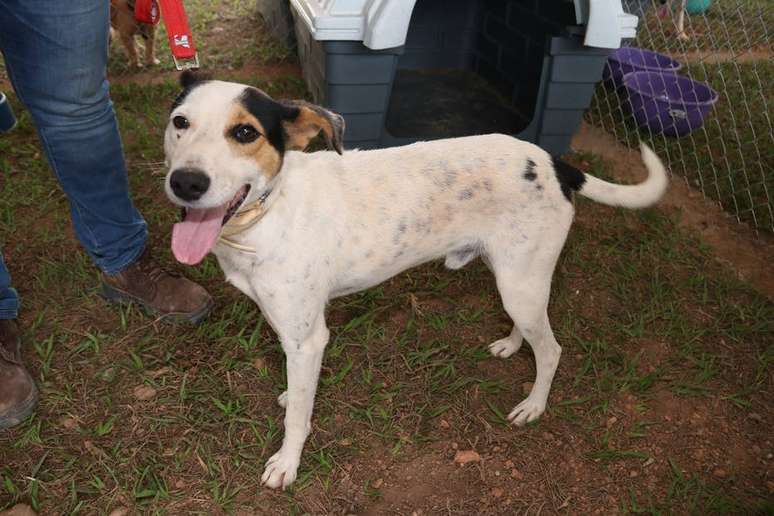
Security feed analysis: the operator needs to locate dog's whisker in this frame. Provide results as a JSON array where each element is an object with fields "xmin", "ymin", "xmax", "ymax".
[
  {"xmin": 132, "ymin": 162, "xmax": 166, "ymax": 167},
  {"xmin": 129, "ymin": 161, "xmax": 168, "ymax": 176}
]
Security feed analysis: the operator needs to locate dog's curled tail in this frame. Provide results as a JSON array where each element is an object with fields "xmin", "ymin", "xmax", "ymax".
[{"xmin": 572, "ymin": 143, "xmax": 669, "ymax": 209}]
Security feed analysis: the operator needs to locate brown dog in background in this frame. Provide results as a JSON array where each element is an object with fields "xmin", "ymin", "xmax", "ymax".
[{"xmin": 110, "ymin": 0, "xmax": 160, "ymax": 67}]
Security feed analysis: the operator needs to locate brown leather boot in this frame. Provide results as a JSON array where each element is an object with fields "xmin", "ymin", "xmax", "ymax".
[
  {"xmin": 100, "ymin": 248, "xmax": 213, "ymax": 324},
  {"xmin": 0, "ymin": 319, "xmax": 38, "ymax": 429}
]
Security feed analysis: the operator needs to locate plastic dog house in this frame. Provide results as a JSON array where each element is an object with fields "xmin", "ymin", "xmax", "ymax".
[{"xmin": 276, "ymin": 0, "xmax": 638, "ymax": 155}]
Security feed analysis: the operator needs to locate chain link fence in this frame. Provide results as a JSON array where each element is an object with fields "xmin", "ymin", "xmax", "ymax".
[{"xmin": 585, "ymin": 0, "xmax": 773, "ymax": 232}]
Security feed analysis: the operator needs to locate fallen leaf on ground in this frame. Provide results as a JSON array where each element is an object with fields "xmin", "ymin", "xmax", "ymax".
[
  {"xmin": 0, "ymin": 504, "xmax": 37, "ymax": 516},
  {"xmin": 454, "ymin": 450, "xmax": 481, "ymax": 464},
  {"xmin": 133, "ymin": 385, "xmax": 157, "ymax": 401},
  {"xmin": 60, "ymin": 416, "xmax": 78, "ymax": 429}
]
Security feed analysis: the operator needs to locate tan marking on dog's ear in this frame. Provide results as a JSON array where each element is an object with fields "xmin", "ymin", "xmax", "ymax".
[
  {"xmin": 225, "ymin": 105, "xmax": 283, "ymax": 179},
  {"xmin": 282, "ymin": 101, "xmax": 345, "ymax": 154}
]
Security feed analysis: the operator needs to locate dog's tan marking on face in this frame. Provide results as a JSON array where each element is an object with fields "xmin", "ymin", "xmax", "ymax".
[{"xmin": 225, "ymin": 104, "xmax": 282, "ymax": 179}]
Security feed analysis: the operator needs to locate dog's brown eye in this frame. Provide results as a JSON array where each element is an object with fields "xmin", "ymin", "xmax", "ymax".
[
  {"xmin": 173, "ymin": 116, "xmax": 189, "ymax": 130},
  {"xmin": 233, "ymin": 124, "xmax": 260, "ymax": 144}
]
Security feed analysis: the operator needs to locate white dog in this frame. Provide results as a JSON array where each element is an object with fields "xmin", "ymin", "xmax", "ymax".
[{"xmin": 164, "ymin": 72, "xmax": 668, "ymax": 489}]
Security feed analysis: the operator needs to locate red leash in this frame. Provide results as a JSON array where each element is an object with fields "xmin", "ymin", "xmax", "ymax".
[
  {"xmin": 133, "ymin": 0, "xmax": 159, "ymax": 24},
  {"xmin": 135, "ymin": 0, "xmax": 199, "ymax": 70}
]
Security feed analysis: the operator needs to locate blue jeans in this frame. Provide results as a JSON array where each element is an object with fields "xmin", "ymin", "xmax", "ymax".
[{"xmin": 0, "ymin": 0, "xmax": 148, "ymax": 319}]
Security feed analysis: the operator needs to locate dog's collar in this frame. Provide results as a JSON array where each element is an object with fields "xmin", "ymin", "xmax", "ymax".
[{"xmin": 218, "ymin": 188, "xmax": 272, "ymax": 253}]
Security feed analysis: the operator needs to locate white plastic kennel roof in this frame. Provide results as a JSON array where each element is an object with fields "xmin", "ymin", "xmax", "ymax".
[{"xmin": 290, "ymin": 0, "xmax": 638, "ymax": 50}]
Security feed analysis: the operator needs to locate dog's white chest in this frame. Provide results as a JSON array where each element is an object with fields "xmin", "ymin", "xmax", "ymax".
[{"xmin": 215, "ymin": 246, "xmax": 262, "ymax": 299}]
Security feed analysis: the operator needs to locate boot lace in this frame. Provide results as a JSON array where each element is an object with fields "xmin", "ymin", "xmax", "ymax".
[
  {"xmin": 135, "ymin": 251, "xmax": 179, "ymax": 283},
  {"xmin": 0, "ymin": 321, "xmax": 21, "ymax": 364}
]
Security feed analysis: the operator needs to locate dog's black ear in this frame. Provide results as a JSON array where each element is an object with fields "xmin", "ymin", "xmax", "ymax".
[
  {"xmin": 172, "ymin": 71, "xmax": 212, "ymax": 112},
  {"xmin": 280, "ymin": 100, "xmax": 345, "ymax": 154},
  {"xmin": 180, "ymin": 70, "xmax": 211, "ymax": 89}
]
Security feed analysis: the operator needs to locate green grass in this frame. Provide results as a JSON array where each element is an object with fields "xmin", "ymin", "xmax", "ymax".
[
  {"xmin": 106, "ymin": 0, "xmax": 292, "ymax": 76},
  {"xmin": 0, "ymin": 1, "xmax": 292, "ymax": 82},
  {"xmin": 621, "ymin": 458, "xmax": 771, "ymax": 515},
  {"xmin": 635, "ymin": 0, "xmax": 773, "ymax": 53}
]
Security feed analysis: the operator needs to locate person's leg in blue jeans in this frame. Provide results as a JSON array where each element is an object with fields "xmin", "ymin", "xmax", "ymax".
[
  {"xmin": 0, "ymin": 0, "xmax": 212, "ymax": 428},
  {"xmin": 0, "ymin": 253, "xmax": 18, "ymax": 321},
  {"xmin": 1, "ymin": 0, "xmax": 147, "ymax": 271},
  {"xmin": 0, "ymin": 251, "xmax": 38, "ymax": 429}
]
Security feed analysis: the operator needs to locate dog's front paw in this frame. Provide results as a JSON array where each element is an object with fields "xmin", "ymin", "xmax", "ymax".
[
  {"xmin": 261, "ymin": 449, "xmax": 300, "ymax": 489},
  {"xmin": 146, "ymin": 57, "xmax": 161, "ymax": 66},
  {"xmin": 488, "ymin": 337, "xmax": 521, "ymax": 358},
  {"xmin": 508, "ymin": 397, "xmax": 546, "ymax": 426},
  {"xmin": 277, "ymin": 390, "xmax": 288, "ymax": 408}
]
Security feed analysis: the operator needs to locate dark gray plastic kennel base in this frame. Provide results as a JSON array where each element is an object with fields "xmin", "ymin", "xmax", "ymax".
[{"xmin": 291, "ymin": 1, "xmax": 611, "ymax": 156}]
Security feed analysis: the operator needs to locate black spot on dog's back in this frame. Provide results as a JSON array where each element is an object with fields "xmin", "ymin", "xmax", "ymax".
[
  {"xmin": 523, "ymin": 159, "xmax": 537, "ymax": 181},
  {"xmin": 554, "ymin": 159, "xmax": 586, "ymax": 201},
  {"xmin": 458, "ymin": 188, "xmax": 474, "ymax": 201},
  {"xmin": 443, "ymin": 169, "xmax": 457, "ymax": 188},
  {"xmin": 392, "ymin": 218, "xmax": 408, "ymax": 245}
]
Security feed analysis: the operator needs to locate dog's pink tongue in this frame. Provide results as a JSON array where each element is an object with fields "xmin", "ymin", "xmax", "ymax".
[{"xmin": 171, "ymin": 206, "xmax": 227, "ymax": 265}]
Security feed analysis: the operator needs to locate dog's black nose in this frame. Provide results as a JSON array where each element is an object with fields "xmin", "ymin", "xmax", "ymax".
[{"xmin": 170, "ymin": 168, "xmax": 210, "ymax": 201}]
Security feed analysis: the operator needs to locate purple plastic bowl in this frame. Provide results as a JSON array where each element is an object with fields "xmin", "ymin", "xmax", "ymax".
[
  {"xmin": 603, "ymin": 47, "xmax": 682, "ymax": 88},
  {"xmin": 623, "ymin": 71, "xmax": 719, "ymax": 137}
]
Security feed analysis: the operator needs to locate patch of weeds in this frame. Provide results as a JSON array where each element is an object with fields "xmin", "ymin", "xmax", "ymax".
[
  {"xmin": 589, "ymin": 448, "xmax": 649, "ymax": 462},
  {"xmin": 363, "ymin": 478, "xmax": 384, "ymax": 500},
  {"xmin": 626, "ymin": 420, "xmax": 657, "ymax": 439},
  {"xmin": 622, "ymin": 488, "xmax": 660, "ymax": 515},
  {"xmin": 484, "ymin": 399, "xmax": 511, "ymax": 427},
  {"xmin": 133, "ymin": 465, "xmax": 170, "ymax": 505},
  {"xmin": 209, "ymin": 480, "xmax": 243, "ymax": 512},
  {"xmin": 589, "ymin": 429, "xmax": 649, "ymax": 462},
  {"xmin": 93, "ymin": 416, "xmax": 117, "ymax": 437},
  {"xmin": 671, "ymin": 352, "xmax": 719, "ymax": 397},
  {"xmin": 661, "ymin": 459, "xmax": 753, "ymax": 514}
]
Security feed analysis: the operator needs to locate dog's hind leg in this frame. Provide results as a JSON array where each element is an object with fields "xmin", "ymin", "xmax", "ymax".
[
  {"xmin": 261, "ymin": 315, "xmax": 329, "ymax": 489},
  {"xmin": 506, "ymin": 307, "xmax": 561, "ymax": 426},
  {"xmin": 478, "ymin": 253, "xmax": 523, "ymax": 358},
  {"xmin": 119, "ymin": 32, "xmax": 140, "ymax": 67},
  {"xmin": 141, "ymin": 25, "xmax": 160, "ymax": 66},
  {"xmin": 487, "ymin": 239, "xmax": 564, "ymax": 426}
]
